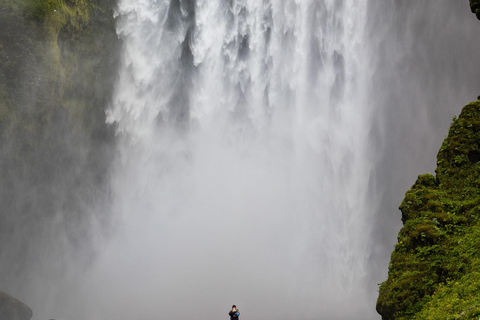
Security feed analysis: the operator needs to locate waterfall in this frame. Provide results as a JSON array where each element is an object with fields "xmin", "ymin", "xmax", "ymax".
[
  {"xmin": 4, "ymin": 1, "xmax": 480, "ymax": 319},
  {"xmin": 102, "ymin": 0, "xmax": 374, "ymax": 319}
]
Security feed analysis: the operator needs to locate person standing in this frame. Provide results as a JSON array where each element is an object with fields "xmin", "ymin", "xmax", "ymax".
[{"xmin": 229, "ymin": 305, "xmax": 240, "ymax": 320}]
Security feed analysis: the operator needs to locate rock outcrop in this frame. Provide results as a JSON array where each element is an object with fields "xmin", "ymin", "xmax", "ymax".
[
  {"xmin": 470, "ymin": 0, "xmax": 480, "ymax": 19},
  {"xmin": 377, "ymin": 4, "xmax": 480, "ymax": 319},
  {"xmin": 377, "ymin": 101, "xmax": 480, "ymax": 319},
  {"xmin": 0, "ymin": 291, "xmax": 32, "ymax": 320}
]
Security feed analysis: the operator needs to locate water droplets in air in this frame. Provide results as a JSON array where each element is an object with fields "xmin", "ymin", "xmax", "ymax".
[{"xmin": 101, "ymin": 0, "xmax": 375, "ymax": 319}]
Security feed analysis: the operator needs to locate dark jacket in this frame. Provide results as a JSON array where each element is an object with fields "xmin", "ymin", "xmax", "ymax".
[{"xmin": 229, "ymin": 309, "xmax": 240, "ymax": 320}]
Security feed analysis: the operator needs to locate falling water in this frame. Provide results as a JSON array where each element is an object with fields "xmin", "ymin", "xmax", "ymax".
[
  {"xmin": 4, "ymin": 1, "xmax": 480, "ymax": 320},
  {"xmin": 1, "ymin": 0, "xmax": 480, "ymax": 320},
  {"xmin": 100, "ymin": 0, "xmax": 374, "ymax": 319}
]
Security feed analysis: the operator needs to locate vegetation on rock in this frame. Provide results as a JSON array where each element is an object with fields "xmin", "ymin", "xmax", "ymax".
[
  {"xmin": 0, "ymin": 0, "xmax": 119, "ymax": 282},
  {"xmin": 377, "ymin": 101, "xmax": 480, "ymax": 319},
  {"xmin": 470, "ymin": 0, "xmax": 480, "ymax": 20}
]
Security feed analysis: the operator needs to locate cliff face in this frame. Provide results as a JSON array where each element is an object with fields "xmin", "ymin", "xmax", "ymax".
[
  {"xmin": 0, "ymin": 0, "xmax": 119, "ymax": 286},
  {"xmin": 377, "ymin": 101, "xmax": 480, "ymax": 319},
  {"xmin": 376, "ymin": 4, "xmax": 480, "ymax": 319},
  {"xmin": 470, "ymin": 0, "xmax": 480, "ymax": 19}
]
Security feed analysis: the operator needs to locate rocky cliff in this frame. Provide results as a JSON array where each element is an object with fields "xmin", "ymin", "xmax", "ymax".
[
  {"xmin": 377, "ymin": 100, "xmax": 480, "ymax": 319},
  {"xmin": 470, "ymin": 0, "xmax": 480, "ymax": 19},
  {"xmin": 376, "ymin": 3, "xmax": 480, "ymax": 319},
  {"xmin": 0, "ymin": 0, "xmax": 118, "ymax": 287}
]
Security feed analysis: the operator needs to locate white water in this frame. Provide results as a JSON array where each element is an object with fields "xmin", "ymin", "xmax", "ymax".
[
  {"xmin": 95, "ymin": 0, "xmax": 375, "ymax": 319},
  {"xmin": 5, "ymin": 2, "xmax": 480, "ymax": 320}
]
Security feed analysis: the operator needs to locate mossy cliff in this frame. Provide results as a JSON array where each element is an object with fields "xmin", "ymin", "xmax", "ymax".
[
  {"xmin": 470, "ymin": 0, "xmax": 480, "ymax": 20},
  {"xmin": 377, "ymin": 101, "xmax": 480, "ymax": 319},
  {"xmin": 0, "ymin": 0, "xmax": 118, "ymax": 280}
]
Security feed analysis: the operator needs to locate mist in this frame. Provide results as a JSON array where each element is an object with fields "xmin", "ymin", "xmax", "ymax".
[
  {"xmin": 1, "ymin": 1, "xmax": 480, "ymax": 320},
  {"xmin": 365, "ymin": 0, "xmax": 480, "ymax": 285},
  {"xmin": 0, "ymin": 0, "xmax": 117, "ymax": 314}
]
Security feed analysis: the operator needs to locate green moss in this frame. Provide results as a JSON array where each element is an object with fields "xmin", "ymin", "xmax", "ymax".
[
  {"xmin": 470, "ymin": 0, "xmax": 480, "ymax": 20},
  {"xmin": 25, "ymin": 0, "xmax": 63, "ymax": 20},
  {"xmin": 0, "ymin": 0, "xmax": 117, "ymax": 128},
  {"xmin": 377, "ymin": 101, "xmax": 480, "ymax": 319},
  {"xmin": 0, "ymin": 0, "xmax": 118, "ymax": 277}
]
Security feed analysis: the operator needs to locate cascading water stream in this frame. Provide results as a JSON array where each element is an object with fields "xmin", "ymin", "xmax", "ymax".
[
  {"xmin": 4, "ymin": 2, "xmax": 480, "ymax": 320},
  {"xmin": 99, "ymin": 0, "xmax": 375, "ymax": 319}
]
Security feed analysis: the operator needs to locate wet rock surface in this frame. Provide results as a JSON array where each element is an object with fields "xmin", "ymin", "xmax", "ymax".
[{"xmin": 0, "ymin": 291, "xmax": 33, "ymax": 320}]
